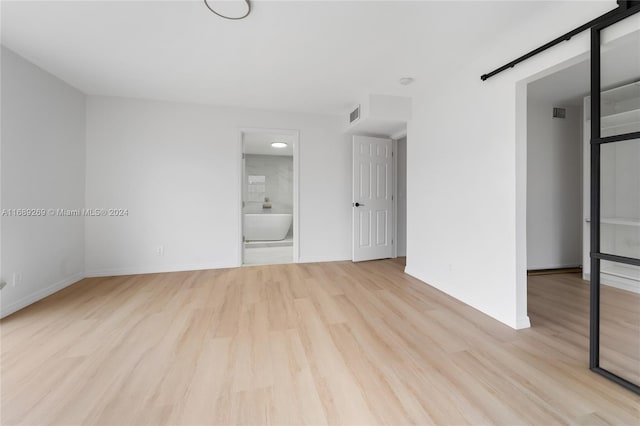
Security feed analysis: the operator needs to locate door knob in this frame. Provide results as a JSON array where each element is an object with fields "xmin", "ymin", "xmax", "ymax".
[{"xmin": 354, "ymin": 202, "xmax": 365, "ymax": 207}]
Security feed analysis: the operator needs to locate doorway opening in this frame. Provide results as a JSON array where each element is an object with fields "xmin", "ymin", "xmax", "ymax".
[
  {"xmin": 520, "ymin": 25, "xmax": 640, "ymax": 392},
  {"xmin": 526, "ymin": 63, "xmax": 587, "ymax": 277},
  {"xmin": 523, "ymin": 58, "xmax": 589, "ymax": 340},
  {"xmin": 240, "ymin": 128, "xmax": 299, "ymax": 266}
]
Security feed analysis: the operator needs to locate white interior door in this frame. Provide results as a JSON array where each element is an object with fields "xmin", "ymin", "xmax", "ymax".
[{"xmin": 352, "ymin": 135, "xmax": 394, "ymax": 262}]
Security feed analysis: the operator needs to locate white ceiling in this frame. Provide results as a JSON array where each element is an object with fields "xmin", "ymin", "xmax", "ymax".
[
  {"xmin": 243, "ymin": 131, "xmax": 294, "ymax": 156},
  {"xmin": 1, "ymin": 1, "xmax": 597, "ymax": 115}
]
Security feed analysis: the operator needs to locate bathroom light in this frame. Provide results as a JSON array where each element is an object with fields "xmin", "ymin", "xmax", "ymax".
[{"xmin": 271, "ymin": 142, "xmax": 288, "ymax": 148}]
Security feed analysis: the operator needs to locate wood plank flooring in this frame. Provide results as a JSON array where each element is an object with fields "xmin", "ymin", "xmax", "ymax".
[{"xmin": 1, "ymin": 259, "xmax": 639, "ymax": 425}]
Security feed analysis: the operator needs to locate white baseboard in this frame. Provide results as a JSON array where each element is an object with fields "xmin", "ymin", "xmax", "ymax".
[
  {"xmin": 527, "ymin": 263, "xmax": 581, "ymax": 271},
  {"xmin": 404, "ymin": 265, "xmax": 417, "ymax": 278},
  {"xmin": 0, "ymin": 272, "xmax": 85, "ymax": 319},
  {"xmin": 297, "ymin": 256, "xmax": 351, "ymax": 264},
  {"xmin": 404, "ymin": 265, "xmax": 530, "ymax": 330},
  {"xmin": 515, "ymin": 315, "xmax": 531, "ymax": 329},
  {"xmin": 87, "ymin": 255, "xmax": 356, "ymax": 277},
  {"xmin": 85, "ymin": 262, "xmax": 237, "ymax": 278}
]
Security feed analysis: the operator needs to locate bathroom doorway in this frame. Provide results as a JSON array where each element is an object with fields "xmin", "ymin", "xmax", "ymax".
[{"xmin": 240, "ymin": 128, "xmax": 299, "ymax": 266}]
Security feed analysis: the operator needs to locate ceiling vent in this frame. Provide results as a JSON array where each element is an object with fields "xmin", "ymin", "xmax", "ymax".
[
  {"xmin": 349, "ymin": 105, "xmax": 361, "ymax": 123},
  {"xmin": 553, "ymin": 107, "xmax": 566, "ymax": 119},
  {"xmin": 344, "ymin": 95, "xmax": 411, "ymax": 137}
]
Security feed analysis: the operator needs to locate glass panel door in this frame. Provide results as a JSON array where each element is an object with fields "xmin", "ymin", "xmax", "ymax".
[
  {"xmin": 599, "ymin": 138, "xmax": 640, "ymax": 385},
  {"xmin": 590, "ymin": 6, "xmax": 640, "ymax": 394}
]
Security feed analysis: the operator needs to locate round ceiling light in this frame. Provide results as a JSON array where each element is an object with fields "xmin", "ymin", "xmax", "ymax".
[
  {"xmin": 398, "ymin": 77, "xmax": 415, "ymax": 86},
  {"xmin": 271, "ymin": 142, "xmax": 288, "ymax": 148},
  {"xmin": 203, "ymin": 0, "xmax": 251, "ymax": 20}
]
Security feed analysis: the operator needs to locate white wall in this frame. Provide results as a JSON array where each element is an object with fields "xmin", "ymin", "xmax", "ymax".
[
  {"xmin": 397, "ymin": 137, "xmax": 407, "ymax": 257},
  {"xmin": 405, "ymin": 2, "xmax": 631, "ymax": 329},
  {"xmin": 1, "ymin": 46, "xmax": 85, "ymax": 317},
  {"xmin": 85, "ymin": 96, "xmax": 351, "ymax": 275},
  {"xmin": 526, "ymin": 100, "xmax": 582, "ymax": 270}
]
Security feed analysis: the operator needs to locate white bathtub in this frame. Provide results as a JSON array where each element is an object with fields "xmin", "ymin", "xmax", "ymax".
[{"xmin": 244, "ymin": 213, "xmax": 292, "ymax": 241}]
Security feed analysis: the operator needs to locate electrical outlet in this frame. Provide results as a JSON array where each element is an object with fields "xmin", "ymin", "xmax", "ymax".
[
  {"xmin": 12, "ymin": 272, "xmax": 22, "ymax": 287},
  {"xmin": 155, "ymin": 246, "xmax": 165, "ymax": 256}
]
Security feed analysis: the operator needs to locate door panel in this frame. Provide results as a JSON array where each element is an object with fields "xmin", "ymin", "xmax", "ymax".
[
  {"xmin": 352, "ymin": 135, "xmax": 393, "ymax": 262},
  {"xmin": 590, "ymin": 6, "xmax": 640, "ymax": 395},
  {"xmin": 359, "ymin": 210, "xmax": 370, "ymax": 247}
]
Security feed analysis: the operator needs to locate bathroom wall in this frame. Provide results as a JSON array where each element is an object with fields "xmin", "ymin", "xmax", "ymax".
[{"xmin": 244, "ymin": 154, "xmax": 293, "ymax": 214}]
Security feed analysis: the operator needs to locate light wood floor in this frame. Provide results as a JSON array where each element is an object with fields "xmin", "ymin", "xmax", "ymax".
[
  {"xmin": 1, "ymin": 259, "xmax": 639, "ymax": 425},
  {"xmin": 599, "ymin": 282, "xmax": 640, "ymax": 385}
]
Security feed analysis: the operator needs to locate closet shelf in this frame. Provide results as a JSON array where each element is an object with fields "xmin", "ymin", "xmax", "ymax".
[
  {"xmin": 582, "ymin": 80, "xmax": 640, "ymax": 287},
  {"xmin": 584, "ymin": 81, "xmax": 640, "ymax": 121},
  {"xmin": 601, "ymin": 109, "xmax": 640, "ymax": 129},
  {"xmin": 601, "ymin": 81, "xmax": 640, "ymax": 104},
  {"xmin": 585, "ymin": 217, "xmax": 640, "ymax": 227}
]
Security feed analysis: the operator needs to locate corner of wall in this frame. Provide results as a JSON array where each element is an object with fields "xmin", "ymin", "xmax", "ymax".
[
  {"xmin": 0, "ymin": 47, "xmax": 87, "ymax": 318},
  {"xmin": 404, "ymin": 263, "xmax": 527, "ymax": 330},
  {"xmin": 515, "ymin": 315, "xmax": 531, "ymax": 330},
  {"xmin": 0, "ymin": 272, "xmax": 84, "ymax": 319}
]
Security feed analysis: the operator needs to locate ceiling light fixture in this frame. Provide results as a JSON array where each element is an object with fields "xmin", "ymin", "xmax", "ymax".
[
  {"xmin": 271, "ymin": 142, "xmax": 288, "ymax": 148},
  {"xmin": 203, "ymin": 0, "xmax": 251, "ymax": 20},
  {"xmin": 398, "ymin": 77, "xmax": 415, "ymax": 86}
]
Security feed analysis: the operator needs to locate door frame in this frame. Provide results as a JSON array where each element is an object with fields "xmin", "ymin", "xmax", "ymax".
[
  {"xmin": 392, "ymin": 137, "xmax": 399, "ymax": 259},
  {"xmin": 515, "ymin": 53, "xmax": 590, "ymax": 330},
  {"xmin": 392, "ymin": 130, "xmax": 408, "ymax": 259},
  {"xmin": 588, "ymin": 5, "xmax": 640, "ymax": 395},
  {"xmin": 238, "ymin": 127, "xmax": 300, "ymax": 266}
]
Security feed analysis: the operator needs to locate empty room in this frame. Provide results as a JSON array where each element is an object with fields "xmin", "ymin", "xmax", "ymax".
[{"xmin": 1, "ymin": 1, "xmax": 639, "ymax": 425}]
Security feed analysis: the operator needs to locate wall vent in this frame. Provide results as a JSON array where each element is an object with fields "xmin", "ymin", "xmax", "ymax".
[
  {"xmin": 350, "ymin": 105, "xmax": 361, "ymax": 123},
  {"xmin": 553, "ymin": 107, "xmax": 566, "ymax": 119}
]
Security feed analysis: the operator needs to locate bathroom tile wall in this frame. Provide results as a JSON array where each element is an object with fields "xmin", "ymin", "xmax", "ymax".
[{"xmin": 244, "ymin": 154, "xmax": 293, "ymax": 214}]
